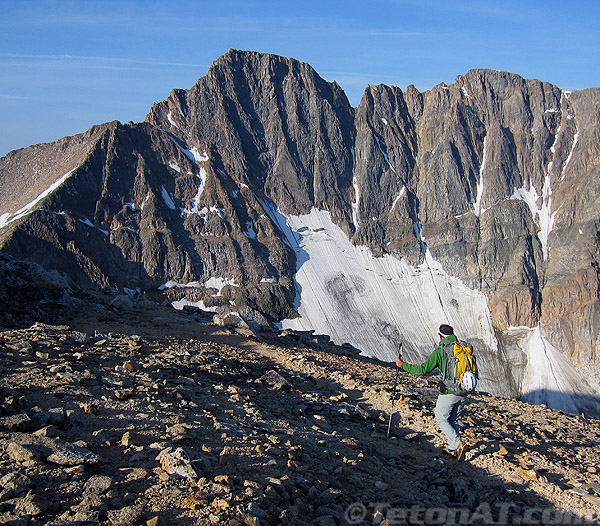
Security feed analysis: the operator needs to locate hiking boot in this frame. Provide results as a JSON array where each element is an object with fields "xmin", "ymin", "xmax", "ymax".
[
  {"xmin": 454, "ymin": 441, "xmax": 467, "ymax": 461},
  {"xmin": 442, "ymin": 441, "xmax": 467, "ymax": 461}
]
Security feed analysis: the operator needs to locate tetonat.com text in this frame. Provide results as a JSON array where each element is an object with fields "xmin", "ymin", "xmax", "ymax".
[{"xmin": 344, "ymin": 501, "xmax": 596, "ymax": 525}]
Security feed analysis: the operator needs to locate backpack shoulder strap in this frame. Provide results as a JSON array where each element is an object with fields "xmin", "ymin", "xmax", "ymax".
[
  {"xmin": 440, "ymin": 341, "xmax": 456, "ymax": 382},
  {"xmin": 442, "ymin": 340, "xmax": 457, "ymax": 359}
]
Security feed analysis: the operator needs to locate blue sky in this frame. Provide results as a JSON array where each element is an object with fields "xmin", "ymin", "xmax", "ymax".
[{"xmin": 1, "ymin": 0, "xmax": 599, "ymax": 157}]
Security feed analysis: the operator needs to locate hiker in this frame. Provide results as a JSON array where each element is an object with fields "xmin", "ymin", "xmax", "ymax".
[{"xmin": 395, "ymin": 324, "xmax": 471, "ymax": 460}]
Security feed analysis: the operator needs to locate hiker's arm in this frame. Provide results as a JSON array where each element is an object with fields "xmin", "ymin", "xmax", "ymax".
[{"xmin": 401, "ymin": 347, "xmax": 440, "ymax": 376}]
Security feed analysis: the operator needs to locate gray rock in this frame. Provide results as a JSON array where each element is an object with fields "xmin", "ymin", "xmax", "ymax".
[
  {"xmin": 34, "ymin": 425, "xmax": 60, "ymax": 438},
  {"xmin": 0, "ymin": 473, "xmax": 31, "ymax": 502},
  {"xmin": 279, "ymin": 510, "xmax": 313, "ymax": 526},
  {"xmin": 72, "ymin": 509, "xmax": 101, "ymax": 522},
  {"xmin": 83, "ymin": 475, "xmax": 113, "ymax": 495},
  {"xmin": 110, "ymin": 294, "xmax": 136, "ymax": 312},
  {"xmin": 68, "ymin": 331, "xmax": 90, "ymax": 343},
  {"xmin": 107, "ymin": 505, "xmax": 144, "ymax": 526},
  {"xmin": 6, "ymin": 442, "xmax": 38, "ymax": 464},
  {"xmin": 257, "ymin": 370, "xmax": 292, "ymax": 389},
  {"xmin": 46, "ymin": 441, "xmax": 99, "ymax": 466},
  {"xmin": 158, "ymin": 447, "xmax": 198, "ymax": 480},
  {"xmin": 320, "ymin": 487, "xmax": 343, "ymax": 504},
  {"xmin": 32, "ymin": 407, "xmax": 66, "ymax": 428},
  {"xmin": 14, "ymin": 490, "xmax": 51, "ymax": 517},
  {"xmin": 0, "ymin": 413, "xmax": 35, "ymax": 431},
  {"xmin": 246, "ymin": 501, "xmax": 267, "ymax": 519},
  {"xmin": 0, "ymin": 512, "xmax": 28, "ymax": 526}
]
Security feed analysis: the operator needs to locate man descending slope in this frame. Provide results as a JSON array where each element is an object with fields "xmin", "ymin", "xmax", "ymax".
[{"xmin": 395, "ymin": 324, "xmax": 477, "ymax": 461}]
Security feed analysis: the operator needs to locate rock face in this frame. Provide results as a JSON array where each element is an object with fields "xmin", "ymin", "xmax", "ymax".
[
  {"xmin": 0, "ymin": 49, "xmax": 599, "ymax": 406},
  {"xmin": 351, "ymin": 73, "xmax": 600, "ymax": 376}
]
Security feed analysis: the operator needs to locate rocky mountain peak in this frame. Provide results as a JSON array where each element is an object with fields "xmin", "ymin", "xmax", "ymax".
[{"xmin": 146, "ymin": 49, "xmax": 356, "ymax": 224}]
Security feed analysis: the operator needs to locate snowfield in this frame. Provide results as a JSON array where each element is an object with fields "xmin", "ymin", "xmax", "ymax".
[
  {"xmin": 275, "ymin": 208, "xmax": 495, "ymax": 359},
  {"xmin": 507, "ymin": 326, "xmax": 600, "ymax": 415},
  {"xmin": 273, "ymin": 207, "xmax": 600, "ymax": 413}
]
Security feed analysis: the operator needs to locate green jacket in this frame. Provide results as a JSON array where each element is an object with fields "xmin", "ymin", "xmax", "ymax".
[{"xmin": 402, "ymin": 334, "xmax": 457, "ymax": 394}]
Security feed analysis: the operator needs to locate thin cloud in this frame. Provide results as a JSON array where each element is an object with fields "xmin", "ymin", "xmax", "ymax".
[
  {"xmin": 0, "ymin": 53, "xmax": 209, "ymax": 69},
  {"xmin": 0, "ymin": 94, "xmax": 25, "ymax": 100},
  {"xmin": 378, "ymin": 0, "xmax": 538, "ymax": 21}
]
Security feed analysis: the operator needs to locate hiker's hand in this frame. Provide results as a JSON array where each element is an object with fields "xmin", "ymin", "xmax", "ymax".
[{"xmin": 395, "ymin": 358, "xmax": 404, "ymax": 368}]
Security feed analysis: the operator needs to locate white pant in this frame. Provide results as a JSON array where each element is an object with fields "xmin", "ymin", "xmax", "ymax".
[{"xmin": 435, "ymin": 393, "xmax": 467, "ymax": 450}]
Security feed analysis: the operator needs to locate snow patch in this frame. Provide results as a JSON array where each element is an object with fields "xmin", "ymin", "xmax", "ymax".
[
  {"xmin": 473, "ymin": 135, "xmax": 487, "ymax": 217},
  {"xmin": 263, "ymin": 203, "xmax": 597, "ymax": 413},
  {"xmin": 0, "ymin": 169, "xmax": 76, "ymax": 229},
  {"xmin": 510, "ymin": 176, "xmax": 557, "ymax": 260},
  {"xmin": 562, "ymin": 129, "xmax": 579, "ymax": 179},
  {"xmin": 190, "ymin": 147, "xmax": 209, "ymax": 163},
  {"xmin": 539, "ymin": 176, "xmax": 558, "ymax": 260},
  {"xmin": 374, "ymin": 134, "xmax": 397, "ymax": 174},
  {"xmin": 158, "ymin": 280, "xmax": 202, "ymax": 291},
  {"xmin": 461, "ymin": 86, "xmax": 471, "ymax": 98},
  {"xmin": 276, "ymin": 208, "xmax": 496, "ymax": 363},
  {"xmin": 167, "ymin": 135, "xmax": 209, "ymax": 164},
  {"xmin": 381, "ymin": 117, "xmax": 388, "ymax": 125},
  {"xmin": 167, "ymin": 110, "xmax": 178, "ymax": 128},
  {"xmin": 169, "ymin": 161, "xmax": 181, "ymax": 173},
  {"xmin": 78, "ymin": 217, "xmax": 108, "ymax": 235},
  {"xmin": 161, "ymin": 186, "xmax": 176, "ymax": 210},
  {"xmin": 140, "ymin": 192, "xmax": 150, "ymax": 211},
  {"xmin": 209, "ymin": 206, "xmax": 225, "ymax": 221},
  {"xmin": 78, "ymin": 218, "xmax": 95, "ymax": 228},
  {"xmin": 243, "ymin": 221, "xmax": 257, "ymax": 239},
  {"xmin": 508, "ymin": 326, "xmax": 600, "ymax": 414},
  {"xmin": 181, "ymin": 167, "xmax": 208, "ymax": 216},
  {"xmin": 351, "ymin": 146, "xmax": 360, "ymax": 229},
  {"xmin": 390, "ymin": 187, "xmax": 406, "ymax": 212},
  {"xmin": 171, "ymin": 298, "xmax": 214, "ymax": 312},
  {"xmin": 205, "ymin": 276, "xmax": 239, "ymax": 296}
]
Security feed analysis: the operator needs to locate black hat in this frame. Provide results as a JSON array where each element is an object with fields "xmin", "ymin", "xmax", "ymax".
[{"xmin": 438, "ymin": 324, "xmax": 454, "ymax": 337}]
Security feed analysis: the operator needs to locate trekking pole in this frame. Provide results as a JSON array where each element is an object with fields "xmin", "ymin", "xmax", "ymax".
[{"xmin": 387, "ymin": 341, "xmax": 403, "ymax": 438}]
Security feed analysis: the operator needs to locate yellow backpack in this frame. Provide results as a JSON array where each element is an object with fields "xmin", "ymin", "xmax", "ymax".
[{"xmin": 441, "ymin": 341, "xmax": 478, "ymax": 393}]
